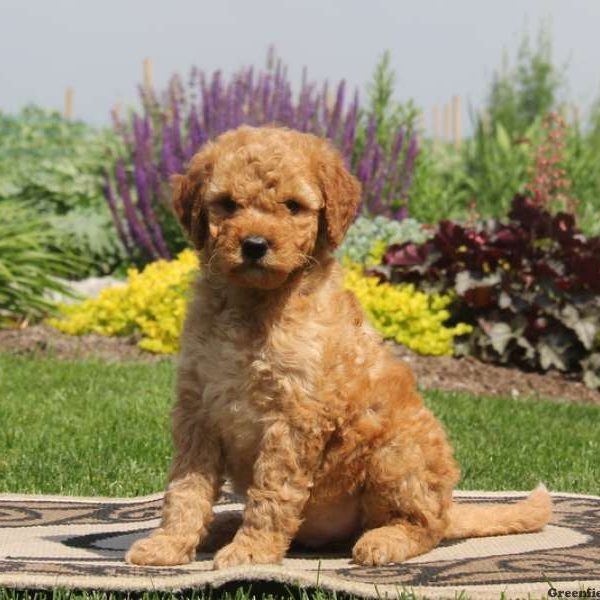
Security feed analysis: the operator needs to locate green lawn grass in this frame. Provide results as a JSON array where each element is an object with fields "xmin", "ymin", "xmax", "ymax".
[
  {"xmin": 0, "ymin": 586, "xmax": 354, "ymax": 600},
  {"xmin": 0, "ymin": 355, "xmax": 174, "ymax": 496},
  {"xmin": 1, "ymin": 585, "xmax": 372, "ymax": 600},
  {"xmin": 0, "ymin": 353, "xmax": 598, "ymax": 496}
]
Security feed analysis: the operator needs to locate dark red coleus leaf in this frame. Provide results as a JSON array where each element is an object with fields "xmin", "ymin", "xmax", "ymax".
[
  {"xmin": 463, "ymin": 286, "xmax": 496, "ymax": 308},
  {"xmin": 567, "ymin": 255, "xmax": 600, "ymax": 292},
  {"xmin": 552, "ymin": 212, "xmax": 576, "ymax": 243},
  {"xmin": 383, "ymin": 241, "xmax": 432, "ymax": 267},
  {"xmin": 509, "ymin": 194, "xmax": 553, "ymax": 237}
]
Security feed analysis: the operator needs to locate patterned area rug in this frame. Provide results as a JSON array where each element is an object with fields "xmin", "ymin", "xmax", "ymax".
[{"xmin": 1, "ymin": 489, "xmax": 599, "ymax": 599}]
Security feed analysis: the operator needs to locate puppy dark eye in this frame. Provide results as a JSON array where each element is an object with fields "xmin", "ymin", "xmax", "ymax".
[
  {"xmin": 285, "ymin": 199, "xmax": 302, "ymax": 215},
  {"xmin": 218, "ymin": 196, "xmax": 238, "ymax": 214}
]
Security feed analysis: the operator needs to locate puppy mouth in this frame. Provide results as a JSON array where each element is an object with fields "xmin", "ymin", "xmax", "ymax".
[
  {"xmin": 228, "ymin": 258, "xmax": 292, "ymax": 289},
  {"xmin": 233, "ymin": 259, "xmax": 284, "ymax": 277},
  {"xmin": 234, "ymin": 262, "xmax": 268, "ymax": 275}
]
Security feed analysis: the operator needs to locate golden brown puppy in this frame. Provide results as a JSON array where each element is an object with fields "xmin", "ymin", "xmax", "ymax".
[{"xmin": 126, "ymin": 126, "xmax": 552, "ymax": 569}]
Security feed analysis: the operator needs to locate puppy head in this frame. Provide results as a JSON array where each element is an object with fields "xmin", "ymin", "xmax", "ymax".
[{"xmin": 172, "ymin": 126, "xmax": 361, "ymax": 289}]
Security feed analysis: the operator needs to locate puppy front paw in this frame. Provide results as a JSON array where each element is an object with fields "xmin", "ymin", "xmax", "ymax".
[
  {"xmin": 126, "ymin": 533, "xmax": 197, "ymax": 566},
  {"xmin": 352, "ymin": 530, "xmax": 408, "ymax": 566},
  {"xmin": 213, "ymin": 540, "xmax": 283, "ymax": 569}
]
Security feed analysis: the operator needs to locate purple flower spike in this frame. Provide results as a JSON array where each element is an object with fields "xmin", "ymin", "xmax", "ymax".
[
  {"xmin": 398, "ymin": 133, "xmax": 419, "ymax": 201},
  {"xmin": 115, "ymin": 160, "xmax": 157, "ymax": 259},
  {"xmin": 341, "ymin": 90, "xmax": 359, "ymax": 163},
  {"xmin": 186, "ymin": 107, "xmax": 203, "ymax": 157},
  {"xmin": 105, "ymin": 48, "xmax": 417, "ymax": 262},
  {"xmin": 103, "ymin": 177, "xmax": 131, "ymax": 252},
  {"xmin": 326, "ymin": 80, "xmax": 345, "ymax": 142},
  {"xmin": 134, "ymin": 158, "xmax": 170, "ymax": 259}
]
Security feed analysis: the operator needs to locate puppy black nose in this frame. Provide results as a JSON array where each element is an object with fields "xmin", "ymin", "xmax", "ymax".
[{"xmin": 241, "ymin": 236, "xmax": 269, "ymax": 261}]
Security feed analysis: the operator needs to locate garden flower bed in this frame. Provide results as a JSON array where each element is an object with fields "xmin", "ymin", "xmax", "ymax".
[{"xmin": 2, "ymin": 39, "xmax": 600, "ymax": 400}]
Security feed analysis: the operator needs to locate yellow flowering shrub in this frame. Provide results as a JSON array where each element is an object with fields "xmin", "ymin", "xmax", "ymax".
[
  {"xmin": 364, "ymin": 239, "xmax": 388, "ymax": 267},
  {"xmin": 343, "ymin": 263, "xmax": 472, "ymax": 356},
  {"xmin": 48, "ymin": 249, "xmax": 199, "ymax": 354},
  {"xmin": 49, "ymin": 250, "xmax": 471, "ymax": 356}
]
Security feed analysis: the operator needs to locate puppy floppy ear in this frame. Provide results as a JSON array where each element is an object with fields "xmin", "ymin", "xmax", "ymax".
[
  {"xmin": 317, "ymin": 150, "xmax": 362, "ymax": 248},
  {"xmin": 171, "ymin": 174, "xmax": 193, "ymax": 232},
  {"xmin": 171, "ymin": 173, "xmax": 208, "ymax": 249}
]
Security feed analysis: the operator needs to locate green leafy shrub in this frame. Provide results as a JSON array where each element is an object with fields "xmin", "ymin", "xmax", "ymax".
[
  {"xmin": 407, "ymin": 142, "xmax": 467, "ymax": 224},
  {"xmin": 0, "ymin": 203, "xmax": 84, "ymax": 326},
  {"xmin": 487, "ymin": 26, "xmax": 562, "ymax": 136},
  {"xmin": 380, "ymin": 195, "xmax": 600, "ymax": 388},
  {"xmin": 408, "ymin": 26, "xmax": 577, "ymax": 228},
  {"xmin": 458, "ymin": 119, "xmax": 540, "ymax": 218},
  {"xmin": 357, "ymin": 50, "xmax": 420, "ymax": 154},
  {"xmin": 564, "ymin": 116, "xmax": 600, "ymax": 237},
  {"xmin": 409, "ymin": 119, "xmax": 540, "ymax": 225},
  {"xmin": 0, "ymin": 106, "xmax": 125, "ymax": 274}
]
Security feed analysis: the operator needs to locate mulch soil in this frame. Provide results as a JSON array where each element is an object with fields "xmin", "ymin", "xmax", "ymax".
[{"xmin": 0, "ymin": 324, "xmax": 598, "ymax": 405}]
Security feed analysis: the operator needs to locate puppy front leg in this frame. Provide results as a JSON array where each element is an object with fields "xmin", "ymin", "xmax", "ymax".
[
  {"xmin": 213, "ymin": 420, "xmax": 326, "ymax": 569},
  {"xmin": 127, "ymin": 407, "xmax": 223, "ymax": 566}
]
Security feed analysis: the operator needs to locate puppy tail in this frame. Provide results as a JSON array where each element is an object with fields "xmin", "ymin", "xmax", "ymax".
[{"xmin": 444, "ymin": 484, "xmax": 552, "ymax": 540}]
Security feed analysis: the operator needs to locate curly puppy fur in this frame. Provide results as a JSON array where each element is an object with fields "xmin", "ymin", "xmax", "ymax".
[{"xmin": 126, "ymin": 126, "xmax": 552, "ymax": 569}]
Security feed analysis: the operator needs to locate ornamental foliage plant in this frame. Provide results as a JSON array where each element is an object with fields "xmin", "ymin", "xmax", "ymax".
[
  {"xmin": 337, "ymin": 215, "xmax": 432, "ymax": 266},
  {"xmin": 0, "ymin": 203, "xmax": 83, "ymax": 327},
  {"xmin": 380, "ymin": 195, "xmax": 600, "ymax": 389},
  {"xmin": 106, "ymin": 51, "xmax": 419, "ymax": 263},
  {"xmin": 0, "ymin": 107, "xmax": 125, "ymax": 275},
  {"xmin": 49, "ymin": 251, "xmax": 470, "ymax": 357}
]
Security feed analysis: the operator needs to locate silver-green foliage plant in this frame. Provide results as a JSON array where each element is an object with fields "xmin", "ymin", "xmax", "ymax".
[
  {"xmin": 337, "ymin": 215, "xmax": 431, "ymax": 264},
  {"xmin": 0, "ymin": 106, "xmax": 125, "ymax": 275},
  {"xmin": 0, "ymin": 203, "xmax": 84, "ymax": 326}
]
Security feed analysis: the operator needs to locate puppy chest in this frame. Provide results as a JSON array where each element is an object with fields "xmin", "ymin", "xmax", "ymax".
[
  {"xmin": 196, "ymin": 350, "xmax": 280, "ymax": 437},
  {"xmin": 196, "ymin": 326, "xmax": 315, "ymax": 412}
]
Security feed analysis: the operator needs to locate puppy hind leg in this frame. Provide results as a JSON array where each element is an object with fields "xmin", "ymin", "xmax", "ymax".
[
  {"xmin": 353, "ymin": 428, "xmax": 456, "ymax": 565},
  {"xmin": 354, "ymin": 475, "xmax": 450, "ymax": 566},
  {"xmin": 353, "ymin": 520, "xmax": 440, "ymax": 566}
]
